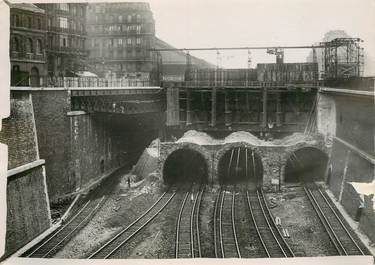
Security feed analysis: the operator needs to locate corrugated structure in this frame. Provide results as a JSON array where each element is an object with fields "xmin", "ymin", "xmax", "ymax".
[
  {"xmin": 182, "ymin": 63, "xmax": 318, "ymax": 85},
  {"xmin": 257, "ymin": 63, "xmax": 318, "ymax": 83}
]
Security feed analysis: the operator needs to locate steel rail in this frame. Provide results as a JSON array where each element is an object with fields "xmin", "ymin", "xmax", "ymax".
[
  {"xmin": 318, "ymin": 188, "xmax": 364, "ymax": 255},
  {"xmin": 104, "ymin": 191, "xmax": 177, "ymax": 259},
  {"xmin": 27, "ymin": 200, "xmax": 91, "ymax": 257},
  {"xmin": 256, "ymin": 190, "xmax": 287, "ymax": 257},
  {"xmin": 307, "ymin": 188, "xmax": 347, "ymax": 255},
  {"xmin": 175, "ymin": 190, "xmax": 190, "ymax": 258},
  {"xmin": 89, "ymin": 190, "xmax": 169, "ymax": 258},
  {"xmin": 231, "ymin": 189, "xmax": 241, "ymax": 258},
  {"xmin": 246, "ymin": 191, "xmax": 270, "ymax": 257},
  {"xmin": 303, "ymin": 187, "xmax": 342, "ymax": 255},
  {"xmin": 42, "ymin": 196, "xmax": 106, "ymax": 258},
  {"xmin": 219, "ymin": 189, "xmax": 226, "ymax": 258},
  {"xmin": 190, "ymin": 186, "xmax": 200, "ymax": 258},
  {"xmin": 195, "ymin": 186, "xmax": 204, "ymax": 257},
  {"xmin": 213, "ymin": 187, "xmax": 221, "ymax": 258},
  {"xmin": 259, "ymin": 190, "xmax": 295, "ymax": 257}
]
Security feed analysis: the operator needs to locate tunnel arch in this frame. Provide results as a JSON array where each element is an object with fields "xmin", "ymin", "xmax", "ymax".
[
  {"xmin": 163, "ymin": 148, "xmax": 209, "ymax": 185},
  {"xmin": 284, "ymin": 147, "xmax": 329, "ymax": 183},
  {"xmin": 217, "ymin": 144, "xmax": 263, "ymax": 185}
]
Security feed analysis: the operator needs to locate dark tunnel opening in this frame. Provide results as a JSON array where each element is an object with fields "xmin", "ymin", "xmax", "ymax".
[
  {"xmin": 285, "ymin": 147, "xmax": 328, "ymax": 183},
  {"xmin": 163, "ymin": 149, "xmax": 208, "ymax": 185},
  {"xmin": 218, "ymin": 147, "xmax": 263, "ymax": 185}
]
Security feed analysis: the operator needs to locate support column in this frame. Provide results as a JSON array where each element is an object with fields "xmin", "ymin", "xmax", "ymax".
[
  {"xmin": 186, "ymin": 90, "xmax": 192, "ymax": 126},
  {"xmin": 224, "ymin": 91, "xmax": 232, "ymax": 126},
  {"xmin": 261, "ymin": 87, "xmax": 268, "ymax": 128},
  {"xmin": 210, "ymin": 87, "xmax": 217, "ymax": 127},
  {"xmin": 235, "ymin": 93, "xmax": 240, "ymax": 123},
  {"xmin": 276, "ymin": 92, "xmax": 282, "ymax": 127}
]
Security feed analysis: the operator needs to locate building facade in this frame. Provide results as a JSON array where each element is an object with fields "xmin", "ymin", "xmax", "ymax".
[
  {"xmin": 10, "ymin": 3, "xmax": 47, "ymax": 86},
  {"xmin": 86, "ymin": 2, "xmax": 156, "ymax": 80},
  {"xmin": 36, "ymin": 3, "xmax": 88, "ymax": 77}
]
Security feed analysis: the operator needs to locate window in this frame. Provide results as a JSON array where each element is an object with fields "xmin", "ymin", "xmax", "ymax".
[
  {"xmin": 58, "ymin": 3, "xmax": 69, "ymax": 11},
  {"xmin": 136, "ymin": 14, "xmax": 141, "ymax": 22},
  {"xmin": 13, "ymin": 37, "xmax": 19, "ymax": 51},
  {"xmin": 58, "ymin": 17, "xmax": 68, "ymax": 29},
  {"xmin": 36, "ymin": 39, "xmax": 42, "ymax": 54},
  {"xmin": 15, "ymin": 15, "xmax": 20, "ymax": 27},
  {"xmin": 48, "ymin": 18, "xmax": 52, "ymax": 28},
  {"xmin": 118, "ymin": 15, "xmax": 123, "ymax": 22},
  {"xmin": 26, "ymin": 38, "xmax": 33, "ymax": 53},
  {"xmin": 37, "ymin": 18, "xmax": 42, "ymax": 29},
  {"xmin": 136, "ymin": 38, "xmax": 141, "ymax": 45},
  {"xmin": 127, "ymin": 15, "xmax": 132, "ymax": 22},
  {"xmin": 136, "ymin": 25, "xmax": 141, "ymax": 34},
  {"xmin": 127, "ymin": 38, "xmax": 131, "ymax": 45},
  {"xmin": 49, "ymin": 36, "xmax": 53, "ymax": 48},
  {"xmin": 28, "ymin": 17, "xmax": 32, "ymax": 28},
  {"xmin": 118, "ymin": 39, "xmax": 123, "ymax": 46},
  {"xmin": 60, "ymin": 36, "xmax": 67, "ymax": 47}
]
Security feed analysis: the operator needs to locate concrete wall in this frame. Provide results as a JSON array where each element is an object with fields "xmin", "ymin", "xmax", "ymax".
[
  {"xmin": 359, "ymin": 195, "xmax": 375, "ymax": 243},
  {"xmin": 0, "ymin": 91, "xmax": 51, "ymax": 255},
  {"xmin": 318, "ymin": 89, "xmax": 375, "ymax": 243},
  {"xmin": 31, "ymin": 90, "xmax": 73, "ymax": 200}
]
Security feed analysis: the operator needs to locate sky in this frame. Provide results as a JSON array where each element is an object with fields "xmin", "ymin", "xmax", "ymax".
[{"xmin": 148, "ymin": 0, "xmax": 375, "ymax": 74}]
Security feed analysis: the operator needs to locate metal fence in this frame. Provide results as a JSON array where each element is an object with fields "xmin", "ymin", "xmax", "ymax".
[{"xmin": 11, "ymin": 76, "xmax": 155, "ymax": 88}]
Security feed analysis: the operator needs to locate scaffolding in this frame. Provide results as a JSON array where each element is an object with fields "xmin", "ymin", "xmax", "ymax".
[{"xmin": 321, "ymin": 38, "xmax": 364, "ymax": 80}]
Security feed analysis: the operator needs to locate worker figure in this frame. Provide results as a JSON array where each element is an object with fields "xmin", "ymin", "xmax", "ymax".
[{"xmin": 127, "ymin": 177, "xmax": 131, "ymax": 188}]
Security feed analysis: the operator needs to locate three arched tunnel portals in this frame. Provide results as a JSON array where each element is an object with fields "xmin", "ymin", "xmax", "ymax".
[
  {"xmin": 162, "ymin": 146, "xmax": 327, "ymax": 185},
  {"xmin": 163, "ymin": 148, "xmax": 208, "ymax": 185},
  {"xmin": 284, "ymin": 147, "xmax": 329, "ymax": 183},
  {"xmin": 218, "ymin": 147, "xmax": 263, "ymax": 185}
]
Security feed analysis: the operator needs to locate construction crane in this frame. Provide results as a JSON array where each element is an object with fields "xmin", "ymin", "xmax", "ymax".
[{"xmin": 267, "ymin": 47, "xmax": 284, "ymax": 64}]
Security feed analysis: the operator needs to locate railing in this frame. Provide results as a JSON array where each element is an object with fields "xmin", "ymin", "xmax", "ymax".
[
  {"xmin": 10, "ymin": 52, "xmax": 45, "ymax": 62},
  {"xmin": 11, "ymin": 76, "xmax": 156, "ymax": 88},
  {"xmin": 166, "ymin": 80, "xmax": 320, "ymax": 88}
]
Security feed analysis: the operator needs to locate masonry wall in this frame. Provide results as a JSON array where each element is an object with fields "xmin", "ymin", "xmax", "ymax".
[
  {"xmin": 0, "ymin": 91, "xmax": 50, "ymax": 255},
  {"xmin": 31, "ymin": 90, "xmax": 73, "ymax": 201},
  {"xmin": 31, "ymin": 89, "xmax": 160, "ymax": 202},
  {"xmin": 69, "ymin": 113, "xmax": 130, "ymax": 192}
]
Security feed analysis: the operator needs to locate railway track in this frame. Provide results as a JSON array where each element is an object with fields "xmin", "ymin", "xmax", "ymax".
[
  {"xmin": 25, "ymin": 196, "xmax": 107, "ymax": 258},
  {"xmin": 246, "ymin": 190, "xmax": 294, "ymax": 258},
  {"xmin": 235, "ymin": 187, "xmax": 269, "ymax": 258},
  {"xmin": 304, "ymin": 185, "xmax": 368, "ymax": 256},
  {"xmin": 88, "ymin": 188, "xmax": 177, "ymax": 259},
  {"xmin": 175, "ymin": 185, "xmax": 205, "ymax": 258},
  {"xmin": 214, "ymin": 186, "xmax": 241, "ymax": 258}
]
